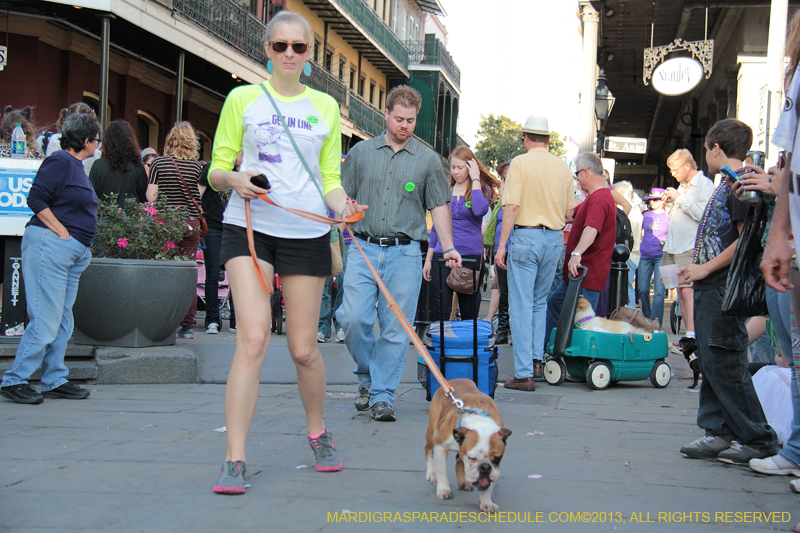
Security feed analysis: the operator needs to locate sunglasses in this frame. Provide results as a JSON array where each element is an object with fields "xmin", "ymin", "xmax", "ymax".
[{"xmin": 269, "ymin": 41, "xmax": 308, "ymax": 54}]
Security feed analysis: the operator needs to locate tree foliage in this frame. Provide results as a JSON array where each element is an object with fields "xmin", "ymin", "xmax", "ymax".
[{"xmin": 474, "ymin": 114, "xmax": 568, "ymax": 169}]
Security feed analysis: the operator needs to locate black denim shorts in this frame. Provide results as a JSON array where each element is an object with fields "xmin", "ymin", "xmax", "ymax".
[{"xmin": 220, "ymin": 224, "xmax": 331, "ymax": 277}]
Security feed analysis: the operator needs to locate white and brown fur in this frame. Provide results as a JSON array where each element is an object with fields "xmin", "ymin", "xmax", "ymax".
[
  {"xmin": 574, "ymin": 296, "xmax": 648, "ymax": 335},
  {"xmin": 425, "ymin": 379, "xmax": 512, "ymax": 513}
]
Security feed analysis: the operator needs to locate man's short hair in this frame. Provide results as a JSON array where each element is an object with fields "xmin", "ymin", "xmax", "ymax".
[
  {"xmin": 575, "ymin": 152, "xmax": 603, "ymax": 177},
  {"xmin": 386, "ymin": 85, "xmax": 421, "ymax": 113},
  {"xmin": 614, "ymin": 180, "xmax": 635, "ymax": 202},
  {"xmin": 666, "ymin": 148, "xmax": 697, "ymax": 170},
  {"xmin": 524, "ymin": 132, "xmax": 550, "ymax": 144},
  {"xmin": 705, "ymin": 119, "xmax": 753, "ymax": 160}
]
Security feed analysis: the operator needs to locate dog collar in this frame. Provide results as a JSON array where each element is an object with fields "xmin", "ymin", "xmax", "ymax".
[
  {"xmin": 457, "ymin": 407, "xmax": 492, "ymax": 427},
  {"xmin": 575, "ymin": 314, "xmax": 595, "ymax": 328}
]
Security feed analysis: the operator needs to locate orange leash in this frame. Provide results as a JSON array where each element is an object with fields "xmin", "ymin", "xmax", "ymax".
[{"xmin": 245, "ymin": 192, "xmax": 457, "ymax": 403}]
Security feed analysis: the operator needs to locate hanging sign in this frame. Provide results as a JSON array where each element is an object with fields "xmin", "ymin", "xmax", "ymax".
[
  {"xmin": 0, "ymin": 46, "xmax": 6, "ymax": 72},
  {"xmin": 652, "ymin": 57, "xmax": 704, "ymax": 96}
]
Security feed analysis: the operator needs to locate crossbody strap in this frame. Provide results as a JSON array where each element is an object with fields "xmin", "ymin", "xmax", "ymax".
[
  {"xmin": 169, "ymin": 156, "xmax": 203, "ymax": 218},
  {"xmin": 259, "ymin": 82, "xmax": 325, "ymax": 203}
]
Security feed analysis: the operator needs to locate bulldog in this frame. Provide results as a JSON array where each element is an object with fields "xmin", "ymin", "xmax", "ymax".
[{"xmin": 425, "ymin": 378, "xmax": 512, "ymax": 512}]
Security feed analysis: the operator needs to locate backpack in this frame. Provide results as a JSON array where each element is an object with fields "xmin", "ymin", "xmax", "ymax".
[{"xmin": 615, "ymin": 208, "xmax": 633, "ymax": 252}]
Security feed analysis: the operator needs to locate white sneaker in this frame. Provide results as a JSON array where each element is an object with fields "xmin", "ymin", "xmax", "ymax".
[
  {"xmin": 336, "ymin": 329, "xmax": 345, "ymax": 343},
  {"xmin": 206, "ymin": 323, "xmax": 219, "ymax": 335},
  {"xmin": 317, "ymin": 331, "xmax": 328, "ymax": 343}
]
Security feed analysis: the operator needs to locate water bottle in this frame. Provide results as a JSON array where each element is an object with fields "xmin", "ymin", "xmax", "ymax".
[{"xmin": 10, "ymin": 123, "xmax": 25, "ymax": 159}]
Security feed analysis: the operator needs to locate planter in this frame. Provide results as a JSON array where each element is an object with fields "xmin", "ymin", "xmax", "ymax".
[{"xmin": 73, "ymin": 258, "xmax": 197, "ymax": 347}]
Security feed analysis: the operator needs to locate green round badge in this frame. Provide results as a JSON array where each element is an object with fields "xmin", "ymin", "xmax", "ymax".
[
  {"xmin": 405, "ymin": 182, "xmax": 415, "ymax": 192},
  {"xmin": 465, "ymin": 201, "xmax": 472, "ymax": 208}
]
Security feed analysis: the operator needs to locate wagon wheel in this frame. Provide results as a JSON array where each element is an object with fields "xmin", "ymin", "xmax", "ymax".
[
  {"xmin": 650, "ymin": 360, "xmax": 671, "ymax": 388},
  {"xmin": 544, "ymin": 358, "xmax": 566, "ymax": 386},
  {"xmin": 276, "ymin": 306, "xmax": 283, "ymax": 336},
  {"xmin": 586, "ymin": 362, "xmax": 611, "ymax": 390}
]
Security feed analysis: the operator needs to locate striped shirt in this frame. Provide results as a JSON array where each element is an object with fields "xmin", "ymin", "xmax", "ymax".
[
  {"xmin": 148, "ymin": 156, "xmax": 203, "ymax": 219},
  {"xmin": 341, "ymin": 133, "xmax": 449, "ymax": 241}
]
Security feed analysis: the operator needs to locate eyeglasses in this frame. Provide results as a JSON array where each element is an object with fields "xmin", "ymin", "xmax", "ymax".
[
  {"xmin": 269, "ymin": 41, "xmax": 309, "ymax": 54},
  {"xmin": 576, "ymin": 168, "xmax": 587, "ymax": 177},
  {"xmin": 91, "ymin": 137, "xmax": 101, "ymax": 144}
]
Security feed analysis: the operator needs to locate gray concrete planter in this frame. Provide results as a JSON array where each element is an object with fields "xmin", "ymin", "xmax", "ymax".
[{"xmin": 73, "ymin": 258, "xmax": 197, "ymax": 347}]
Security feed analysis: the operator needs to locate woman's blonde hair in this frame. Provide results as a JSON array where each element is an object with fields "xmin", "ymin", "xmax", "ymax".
[
  {"xmin": 263, "ymin": 11, "xmax": 312, "ymax": 45},
  {"xmin": 164, "ymin": 121, "xmax": 199, "ymax": 160},
  {"xmin": 449, "ymin": 146, "xmax": 498, "ymax": 205}
]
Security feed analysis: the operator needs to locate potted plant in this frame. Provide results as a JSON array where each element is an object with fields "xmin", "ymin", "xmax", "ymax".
[{"xmin": 72, "ymin": 196, "xmax": 198, "ymax": 347}]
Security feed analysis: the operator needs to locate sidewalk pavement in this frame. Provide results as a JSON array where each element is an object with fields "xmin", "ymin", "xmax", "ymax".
[{"xmin": 1, "ymin": 316, "xmax": 798, "ymax": 532}]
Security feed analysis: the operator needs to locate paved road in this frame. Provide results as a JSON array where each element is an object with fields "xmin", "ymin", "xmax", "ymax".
[{"xmin": 1, "ymin": 325, "xmax": 797, "ymax": 532}]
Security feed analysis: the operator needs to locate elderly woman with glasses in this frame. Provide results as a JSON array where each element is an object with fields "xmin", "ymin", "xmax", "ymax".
[{"xmin": 0, "ymin": 113, "xmax": 101, "ymax": 405}]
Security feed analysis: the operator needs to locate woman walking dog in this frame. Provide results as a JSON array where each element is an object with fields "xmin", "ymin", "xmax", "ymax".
[{"xmin": 207, "ymin": 10, "xmax": 363, "ymax": 494}]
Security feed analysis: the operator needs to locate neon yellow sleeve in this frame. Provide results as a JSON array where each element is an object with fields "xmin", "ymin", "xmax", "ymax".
[
  {"xmin": 309, "ymin": 90, "xmax": 343, "ymax": 195},
  {"xmin": 209, "ymin": 86, "xmax": 251, "ymax": 189}
]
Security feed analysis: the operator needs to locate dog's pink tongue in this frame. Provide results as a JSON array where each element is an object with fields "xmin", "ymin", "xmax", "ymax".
[{"xmin": 478, "ymin": 478, "xmax": 490, "ymax": 487}]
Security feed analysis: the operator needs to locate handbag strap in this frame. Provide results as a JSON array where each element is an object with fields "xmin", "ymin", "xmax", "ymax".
[
  {"xmin": 259, "ymin": 83, "xmax": 325, "ymax": 204},
  {"xmin": 169, "ymin": 156, "xmax": 203, "ymax": 218}
]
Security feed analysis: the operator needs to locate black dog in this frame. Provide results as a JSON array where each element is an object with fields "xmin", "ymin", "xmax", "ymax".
[{"xmin": 678, "ymin": 337, "xmax": 700, "ymax": 389}]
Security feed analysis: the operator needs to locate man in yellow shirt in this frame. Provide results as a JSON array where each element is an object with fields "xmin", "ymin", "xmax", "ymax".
[{"xmin": 495, "ymin": 116, "xmax": 575, "ymax": 391}]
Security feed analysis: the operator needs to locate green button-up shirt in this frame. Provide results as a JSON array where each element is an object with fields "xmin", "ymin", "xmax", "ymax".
[{"xmin": 341, "ymin": 132, "xmax": 449, "ymax": 242}]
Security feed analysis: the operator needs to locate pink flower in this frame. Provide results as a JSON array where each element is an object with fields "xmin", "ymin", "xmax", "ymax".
[
  {"xmin": 164, "ymin": 240, "xmax": 176, "ymax": 251},
  {"xmin": 143, "ymin": 206, "xmax": 157, "ymax": 216},
  {"xmin": 117, "ymin": 238, "xmax": 129, "ymax": 248}
]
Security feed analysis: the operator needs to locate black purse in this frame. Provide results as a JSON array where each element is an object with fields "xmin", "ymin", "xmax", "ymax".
[{"xmin": 721, "ymin": 205, "xmax": 768, "ymax": 316}]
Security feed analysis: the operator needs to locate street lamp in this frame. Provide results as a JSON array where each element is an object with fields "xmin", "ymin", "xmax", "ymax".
[{"xmin": 595, "ymin": 69, "xmax": 615, "ymax": 155}]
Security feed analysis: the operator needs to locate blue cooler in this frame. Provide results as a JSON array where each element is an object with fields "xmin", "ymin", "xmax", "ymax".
[{"xmin": 421, "ymin": 320, "xmax": 498, "ymax": 400}]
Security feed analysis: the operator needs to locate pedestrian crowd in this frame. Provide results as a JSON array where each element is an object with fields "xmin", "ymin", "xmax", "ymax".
[{"xmin": 2, "ymin": 12, "xmax": 800, "ymax": 525}]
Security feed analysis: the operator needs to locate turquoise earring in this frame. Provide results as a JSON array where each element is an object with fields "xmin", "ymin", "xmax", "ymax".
[
  {"xmin": 267, "ymin": 60, "xmax": 273, "ymax": 74},
  {"xmin": 304, "ymin": 62, "xmax": 311, "ymax": 76}
]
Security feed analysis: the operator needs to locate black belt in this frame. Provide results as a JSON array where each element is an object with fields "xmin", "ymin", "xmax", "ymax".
[
  {"xmin": 354, "ymin": 233, "xmax": 413, "ymax": 246},
  {"xmin": 514, "ymin": 224, "xmax": 552, "ymax": 230}
]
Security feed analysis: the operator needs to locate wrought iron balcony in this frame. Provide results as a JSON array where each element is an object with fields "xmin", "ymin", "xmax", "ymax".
[
  {"xmin": 348, "ymin": 91, "xmax": 385, "ymax": 138},
  {"xmin": 305, "ymin": 0, "xmax": 409, "ymax": 75},
  {"xmin": 405, "ymin": 35, "xmax": 461, "ymax": 89},
  {"xmin": 171, "ymin": 0, "xmax": 347, "ymax": 107}
]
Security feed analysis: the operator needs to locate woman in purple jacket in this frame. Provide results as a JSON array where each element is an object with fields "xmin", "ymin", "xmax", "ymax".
[{"xmin": 424, "ymin": 147, "xmax": 498, "ymax": 321}]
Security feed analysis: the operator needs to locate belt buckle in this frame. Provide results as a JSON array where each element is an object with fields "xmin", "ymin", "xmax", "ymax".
[{"xmin": 378, "ymin": 237, "xmax": 391, "ymax": 246}]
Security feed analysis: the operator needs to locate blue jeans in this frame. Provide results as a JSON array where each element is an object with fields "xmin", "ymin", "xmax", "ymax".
[
  {"xmin": 638, "ymin": 255, "xmax": 665, "ymax": 322},
  {"xmin": 507, "ymin": 228, "xmax": 563, "ymax": 378},
  {"xmin": 336, "ymin": 238, "xmax": 422, "ymax": 406},
  {"xmin": 545, "ymin": 280, "xmax": 601, "ymax": 345},
  {"xmin": 2, "ymin": 225, "xmax": 91, "ymax": 391},
  {"xmin": 203, "ymin": 226, "xmax": 223, "ymax": 327},
  {"xmin": 765, "ymin": 287, "xmax": 800, "ymax": 464},
  {"xmin": 694, "ymin": 286, "xmax": 778, "ymax": 452},
  {"xmin": 626, "ymin": 259, "xmax": 637, "ymax": 308},
  {"xmin": 319, "ymin": 243, "xmax": 349, "ymax": 337}
]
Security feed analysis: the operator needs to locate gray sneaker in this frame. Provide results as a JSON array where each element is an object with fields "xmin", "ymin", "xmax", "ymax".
[
  {"xmin": 213, "ymin": 460, "xmax": 246, "ymax": 494},
  {"xmin": 355, "ymin": 386, "xmax": 370, "ymax": 411},
  {"xmin": 680, "ymin": 435, "xmax": 732, "ymax": 459},
  {"xmin": 371, "ymin": 401, "xmax": 396, "ymax": 422},
  {"xmin": 718, "ymin": 441, "xmax": 773, "ymax": 465},
  {"xmin": 308, "ymin": 431, "xmax": 343, "ymax": 472}
]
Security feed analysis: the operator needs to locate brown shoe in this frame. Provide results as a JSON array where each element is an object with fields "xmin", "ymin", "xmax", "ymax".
[
  {"xmin": 533, "ymin": 361, "xmax": 544, "ymax": 380},
  {"xmin": 503, "ymin": 377, "xmax": 536, "ymax": 391}
]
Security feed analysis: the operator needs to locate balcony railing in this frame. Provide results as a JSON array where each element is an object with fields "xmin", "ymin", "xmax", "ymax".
[
  {"xmin": 405, "ymin": 35, "xmax": 461, "ymax": 88},
  {"xmin": 302, "ymin": 61, "xmax": 348, "ymax": 107},
  {"xmin": 334, "ymin": 0, "xmax": 409, "ymax": 72},
  {"xmin": 173, "ymin": 0, "xmax": 267, "ymax": 66},
  {"xmin": 172, "ymin": 0, "xmax": 348, "ymax": 107},
  {"xmin": 348, "ymin": 91, "xmax": 385, "ymax": 138}
]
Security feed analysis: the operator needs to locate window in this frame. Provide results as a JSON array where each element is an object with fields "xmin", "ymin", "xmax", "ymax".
[
  {"xmin": 196, "ymin": 131, "xmax": 212, "ymax": 163},
  {"xmin": 314, "ymin": 38, "xmax": 322, "ymax": 63},
  {"xmin": 137, "ymin": 111, "xmax": 159, "ymax": 152},
  {"xmin": 350, "ymin": 67, "xmax": 356, "ymax": 91},
  {"xmin": 394, "ymin": 4, "xmax": 407, "ymax": 39},
  {"xmin": 265, "ymin": 0, "xmax": 284, "ymax": 21},
  {"xmin": 339, "ymin": 58, "xmax": 346, "ymax": 81},
  {"xmin": 325, "ymin": 47, "xmax": 333, "ymax": 72},
  {"xmin": 369, "ymin": 81, "xmax": 376, "ymax": 106},
  {"xmin": 378, "ymin": 88, "xmax": 385, "ymax": 110},
  {"xmin": 359, "ymin": 74, "xmax": 366, "ymax": 97}
]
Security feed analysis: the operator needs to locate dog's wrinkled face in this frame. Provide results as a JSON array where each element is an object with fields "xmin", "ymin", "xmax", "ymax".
[{"xmin": 453, "ymin": 424, "xmax": 512, "ymax": 491}]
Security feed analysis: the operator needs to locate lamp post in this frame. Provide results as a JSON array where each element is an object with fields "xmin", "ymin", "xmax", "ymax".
[{"xmin": 595, "ymin": 69, "xmax": 615, "ymax": 155}]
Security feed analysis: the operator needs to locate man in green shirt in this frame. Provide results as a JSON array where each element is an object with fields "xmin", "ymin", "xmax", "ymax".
[{"xmin": 337, "ymin": 85, "xmax": 461, "ymax": 422}]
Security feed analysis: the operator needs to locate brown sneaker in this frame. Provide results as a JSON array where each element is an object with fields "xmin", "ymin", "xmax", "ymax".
[{"xmin": 503, "ymin": 377, "xmax": 536, "ymax": 391}]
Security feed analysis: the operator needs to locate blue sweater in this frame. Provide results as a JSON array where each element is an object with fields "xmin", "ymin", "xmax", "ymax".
[{"xmin": 27, "ymin": 150, "xmax": 99, "ymax": 247}]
